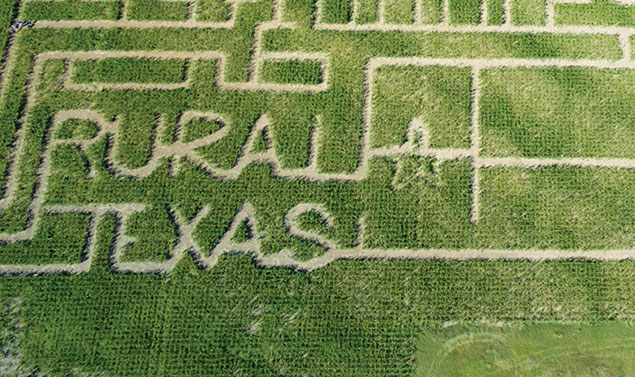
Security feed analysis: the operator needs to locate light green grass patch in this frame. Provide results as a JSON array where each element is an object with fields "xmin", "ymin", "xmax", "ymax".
[
  {"xmin": 51, "ymin": 144, "xmax": 91, "ymax": 177},
  {"xmin": 415, "ymin": 322, "xmax": 635, "ymax": 377},
  {"xmin": 419, "ymin": 33, "xmax": 622, "ymax": 60},
  {"xmin": 296, "ymin": 209, "xmax": 330, "ymax": 232},
  {"xmin": 115, "ymin": 111, "xmax": 158, "ymax": 169},
  {"xmin": 267, "ymin": 95, "xmax": 317, "ymax": 169},
  {"xmin": 121, "ymin": 205, "xmax": 178, "ymax": 262}
]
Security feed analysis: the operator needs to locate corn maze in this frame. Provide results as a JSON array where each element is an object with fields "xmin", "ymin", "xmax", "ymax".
[{"xmin": 0, "ymin": 0, "xmax": 633, "ymax": 375}]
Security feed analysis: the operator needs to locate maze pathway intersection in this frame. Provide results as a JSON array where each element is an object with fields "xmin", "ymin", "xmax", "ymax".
[{"xmin": 0, "ymin": 0, "xmax": 633, "ymax": 274}]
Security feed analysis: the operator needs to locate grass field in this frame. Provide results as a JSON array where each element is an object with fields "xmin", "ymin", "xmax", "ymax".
[
  {"xmin": 415, "ymin": 322, "xmax": 635, "ymax": 376},
  {"xmin": 0, "ymin": 0, "xmax": 633, "ymax": 375}
]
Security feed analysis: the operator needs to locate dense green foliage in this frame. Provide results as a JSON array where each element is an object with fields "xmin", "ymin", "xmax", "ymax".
[
  {"xmin": 372, "ymin": 65, "xmax": 471, "ymax": 148},
  {"xmin": 250, "ymin": 127, "xmax": 270, "ymax": 153},
  {"xmin": 127, "ymin": 0, "xmax": 189, "ymax": 21},
  {"xmin": 510, "ymin": 0, "xmax": 546, "ymax": 25},
  {"xmin": 55, "ymin": 119, "xmax": 99, "ymax": 140},
  {"xmin": 478, "ymin": 167, "xmax": 634, "ymax": 249},
  {"xmin": 480, "ymin": 67, "xmax": 635, "ymax": 158},
  {"xmin": 2, "ymin": 241, "xmax": 633, "ymax": 375},
  {"xmin": 0, "ymin": 213, "xmax": 89, "ymax": 265},
  {"xmin": 555, "ymin": 0, "xmax": 635, "ymax": 26},
  {"xmin": 182, "ymin": 116, "xmax": 224, "ymax": 143},
  {"xmin": 449, "ymin": 0, "xmax": 482, "ymax": 24},
  {"xmin": 72, "ymin": 58, "xmax": 187, "ymax": 84},
  {"xmin": 259, "ymin": 59, "xmax": 323, "ymax": 85},
  {"xmin": 197, "ymin": 0, "xmax": 231, "ymax": 22},
  {"xmin": 486, "ymin": 0, "xmax": 505, "ymax": 25},
  {"xmin": 0, "ymin": 1, "xmax": 630, "ymax": 267},
  {"xmin": 0, "ymin": 0, "xmax": 633, "ymax": 375},
  {"xmin": 384, "ymin": 0, "xmax": 416, "ymax": 24},
  {"xmin": 0, "ymin": 0, "xmax": 17, "ymax": 56},
  {"xmin": 356, "ymin": 0, "xmax": 380, "ymax": 24}
]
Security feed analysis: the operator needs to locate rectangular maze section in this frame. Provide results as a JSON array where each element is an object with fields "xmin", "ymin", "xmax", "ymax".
[
  {"xmin": 63, "ymin": 53, "xmax": 192, "ymax": 90},
  {"xmin": 257, "ymin": 55, "xmax": 328, "ymax": 86},
  {"xmin": 477, "ymin": 166, "xmax": 635, "ymax": 249},
  {"xmin": 370, "ymin": 63, "xmax": 472, "ymax": 150},
  {"xmin": 71, "ymin": 57, "xmax": 188, "ymax": 85},
  {"xmin": 479, "ymin": 67, "xmax": 635, "ymax": 159},
  {"xmin": 0, "ymin": 0, "xmax": 632, "ymax": 276}
]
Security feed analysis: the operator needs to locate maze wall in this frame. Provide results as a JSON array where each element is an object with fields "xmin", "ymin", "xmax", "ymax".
[{"xmin": 0, "ymin": 0, "xmax": 633, "ymax": 274}]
